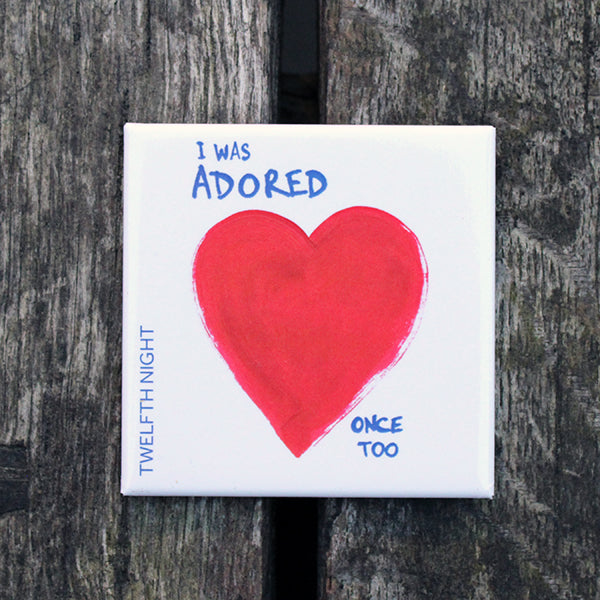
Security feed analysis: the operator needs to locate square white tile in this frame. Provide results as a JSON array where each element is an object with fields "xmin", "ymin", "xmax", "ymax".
[{"xmin": 121, "ymin": 124, "xmax": 495, "ymax": 497}]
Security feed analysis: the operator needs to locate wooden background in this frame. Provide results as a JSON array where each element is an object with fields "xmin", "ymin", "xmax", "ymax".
[{"xmin": 1, "ymin": 1, "xmax": 599, "ymax": 598}]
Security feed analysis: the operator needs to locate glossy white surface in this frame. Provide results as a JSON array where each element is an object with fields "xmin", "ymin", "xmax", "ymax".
[{"xmin": 121, "ymin": 124, "xmax": 495, "ymax": 497}]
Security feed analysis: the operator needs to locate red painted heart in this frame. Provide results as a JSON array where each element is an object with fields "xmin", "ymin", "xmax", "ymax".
[{"xmin": 193, "ymin": 207, "xmax": 427, "ymax": 457}]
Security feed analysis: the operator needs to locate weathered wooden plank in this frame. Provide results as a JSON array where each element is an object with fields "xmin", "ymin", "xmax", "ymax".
[
  {"xmin": 320, "ymin": 1, "xmax": 600, "ymax": 598},
  {"xmin": 0, "ymin": 1, "xmax": 277, "ymax": 598}
]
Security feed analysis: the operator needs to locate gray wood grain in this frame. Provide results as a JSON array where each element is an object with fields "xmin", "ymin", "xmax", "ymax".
[
  {"xmin": 0, "ymin": 1, "xmax": 277, "ymax": 598},
  {"xmin": 320, "ymin": 1, "xmax": 600, "ymax": 598},
  {"xmin": 0, "ymin": 445, "xmax": 29, "ymax": 515}
]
